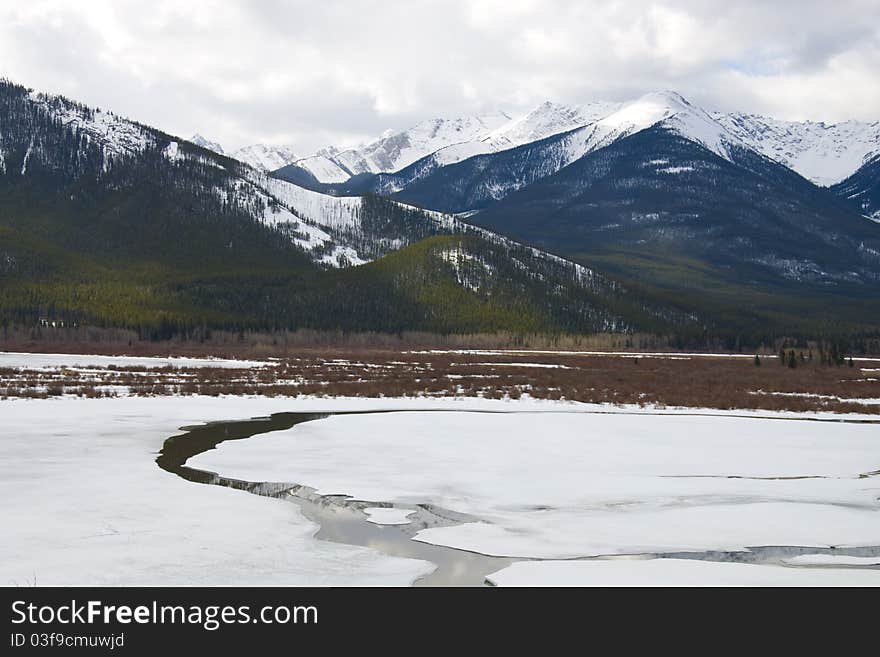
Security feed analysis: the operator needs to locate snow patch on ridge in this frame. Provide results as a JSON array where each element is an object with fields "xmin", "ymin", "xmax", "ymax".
[
  {"xmin": 258, "ymin": 174, "xmax": 362, "ymax": 232},
  {"xmin": 29, "ymin": 92, "xmax": 154, "ymax": 163}
]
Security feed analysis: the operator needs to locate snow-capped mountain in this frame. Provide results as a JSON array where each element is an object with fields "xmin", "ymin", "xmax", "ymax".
[
  {"xmin": 538, "ymin": 90, "xmax": 747, "ymax": 170},
  {"xmin": 4, "ymin": 78, "xmax": 880, "ymax": 336},
  {"xmin": 482, "ymin": 100, "xmax": 620, "ymax": 151},
  {"xmin": 408, "ymin": 100, "xmax": 626, "ymax": 171},
  {"xmin": 287, "ymin": 93, "xmax": 751, "ymax": 187},
  {"xmin": 292, "ymin": 102, "xmax": 631, "ymax": 184},
  {"xmin": 294, "ymin": 112, "xmax": 513, "ymax": 183},
  {"xmin": 473, "ymin": 119, "xmax": 880, "ymax": 289},
  {"xmin": 4, "ymin": 79, "xmax": 653, "ymax": 335},
  {"xmin": 287, "ymin": 91, "xmax": 758, "ymax": 201},
  {"xmin": 0, "ymin": 84, "xmax": 361, "ymax": 266},
  {"xmin": 230, "ymin": 143, "xmax": 299, "ymax": 171},
  {"xmin": 338, "ymin": 90, "xmax": 753, "ymax": 213},
  {"xmin": 285, "ymin": 93, "xmax": 880, "ymax": 193},
  {"xmin": 712, "ymin": 113, "xmax": 880, "ymax": 186},
  {"xmin": 188, "ymin": 135, "xmax": 299, "ymax": 172},
  {"xmin": 190, "ymin": 133, "xmax": 225, "ymax": 155},
  {"xmin": 3, "ymin": 80, "xmax": 622, "ymax": 275}
]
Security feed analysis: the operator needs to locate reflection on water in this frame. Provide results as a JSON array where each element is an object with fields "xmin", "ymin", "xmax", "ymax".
[{"xmin": 158, "ymin": 411, "xmax": 880, "ymax": 586}]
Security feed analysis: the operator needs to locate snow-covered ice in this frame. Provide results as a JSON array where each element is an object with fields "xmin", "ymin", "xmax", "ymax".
[
  {"xmin": 0, "ymin": 395, "xmax": 587, "ymax": 586},
  {"xmin": 364, "ymin": 508, "xmax": 416, "ymax": 525},
  {"xmin": 190, "ymin": 410, "xmax": 880, "ymax": 560},
  {"xmin": 0, "ymin": 396, "xmax": 432, "ymax": 586},
  {"xmin": 4, "ymin": 394, "xmax": 878, "ymax": 586},
  {"xmin": 783, "ymin": 554, "xmax": 880, "ymax": 567},
  {"xmin": 485, "ymin": 559, "xmax": 880, "ymax": 587}
]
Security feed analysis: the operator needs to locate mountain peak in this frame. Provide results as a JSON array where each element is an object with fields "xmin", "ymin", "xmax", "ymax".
[
  {"xmin": 648, "ymin": 89, "xmax": 692, "ymax": 106},
  {"xmin": 231, "ymin": 143, "xmax": 299, "ymax": 171},
  {"xmin": 598, "ymin": 90, "xmax": 691, "ymax": 116},
  {"xmin": 595, "ymin": 92, "xmax": 685, "ymax": 133},
  {"xmin": 190, "ymin": 134, "xmax": 225, "ymax": 155},
  {"xmin": 589, "ymin": 90, "xmax": 741, "ymax": 163}
]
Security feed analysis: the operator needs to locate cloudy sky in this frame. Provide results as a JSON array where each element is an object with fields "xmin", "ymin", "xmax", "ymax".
[{"xmin": 2, "ymin": 0, "xmax": 878, "ymax": 154}]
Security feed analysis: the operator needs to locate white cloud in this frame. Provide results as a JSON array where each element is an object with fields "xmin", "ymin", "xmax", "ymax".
[{"xmin": 0, "ymin": 0, "xmax": 877, "ymax": 155}]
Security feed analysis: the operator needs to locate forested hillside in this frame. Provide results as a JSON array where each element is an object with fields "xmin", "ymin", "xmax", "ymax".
[
  {"xmin": 471, "ymin": 126, "xmax": 880, "ymax": 337},
  {"xmin": 2, "ymin": 79, "xmax": 878, "ymax": 346},
  {"xmin": 1, "ymin": 80, "xmax": 683, "ymax": 339},
  {"xmin": 832, "ymin": 154, "xmax": 880, "ymax": 223}
]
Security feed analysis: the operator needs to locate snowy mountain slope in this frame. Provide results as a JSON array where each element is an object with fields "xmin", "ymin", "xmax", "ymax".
[
  {"xmin": 19, "ymin": 85, "xmax": 454, "ymax": 267},
  {"xmin": 286, "ymin": 93, "xmax": 764, "ymax": 190},
  {"xmin": 1, "ymin": 83, "xmax": 367, "ymax": 268},
  {"xmin": 472, "ymin": 123, "xmax": 880, "ymax": 292},
  {"xmin": 290, "ymin": 151, "xmax": 351, "ymax": 184},
  {"xmin": 832, "ymin": 153, "xmax": 880, "ymax": 222},
  {"xmin": 377, "ymin": 91, "xmax": 753, "ymax": 214},
  {"xmin": 24, "ymin": 91, "xmax": 155, "ymax": 169},
  {"xmin": 189, "ymin": 135, "xmax": 300, "ymax": 172},
  {"xmin": 287, "ymin": 93, "xmax": 880, "ymax": 195},
  {"xmin": 291, "ymin": 102, "xmax": 627, "ymax": 184},
  {"xmin": 482, "ymin": 100, "xmax": 620, "ymax": 151},
  {"xmin": 385, "ymin": 100, "xmax": 625, "ymax": 179},
  {"xmin": 230, "ymin": 143, "xmax": 299, "ymax": 171},
  {"xmin": 11, "ymin": 91, "xmax": 242, "ymax": 180},
  {"xmin": 7, "ymin": 78, "xmax": 880, "ymax": 335},
  {"xmin": 190, "ymin": 133, "xmax": 225, "ymax": 155},
  {"xmin": 12, "ymin": 88, "xmax": 390, "ymax": 266},
  {"xmin": 406, "ymin": 100, "xmax": 625, "ymax": 172},
  {"xmin": 257, "ymin": 174, "xmax": 362, "ymax": 232},
  {"xmin": 239, "ymin": 164, "xmax": 616, "ymax": 283},
  {"xmin": 294, "ymin": 112, "xmax": 512, "ymax": 183},
  {"xmin": 533, "ymin": 90, "xmax": 755, "ymax": 170},
  {"xmin": 345, "ymin": 113, "xmax": 512, "ymax": 171},
  {"xmin": 712, "ymin": 113, "xmax": 880, "ymax": 186},
  {"xmin": 5, "ymin": 80, "xmax": 650, "ymax": 335}
]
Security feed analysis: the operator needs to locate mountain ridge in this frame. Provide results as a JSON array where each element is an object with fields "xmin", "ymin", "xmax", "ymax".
[
  {"xmin": 272, "ymin": 91, "xmax": 878, "ymax": 190},
  {"xmin": 2, "ymin": 78, "xmax": 678, "ymax": 337},
  {"xmin": 2, "ymin": 78, "xmax": 879, "ymax": 341}
]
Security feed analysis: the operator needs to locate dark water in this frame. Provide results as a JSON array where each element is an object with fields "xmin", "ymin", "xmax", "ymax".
[{"xmin": 157, "ymin": 411, "xmax": 880, "ymax": 586}]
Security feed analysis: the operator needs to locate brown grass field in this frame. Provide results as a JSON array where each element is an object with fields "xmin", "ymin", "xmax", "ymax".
[{"xmin": 1, "ymin": 348, "xmax": 878, "ymax": 414}]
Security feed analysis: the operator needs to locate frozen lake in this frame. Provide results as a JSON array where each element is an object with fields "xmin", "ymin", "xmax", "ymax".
[{"xmin": 2, "ymin": 396, "xmax": 879, "ymax": 586}]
